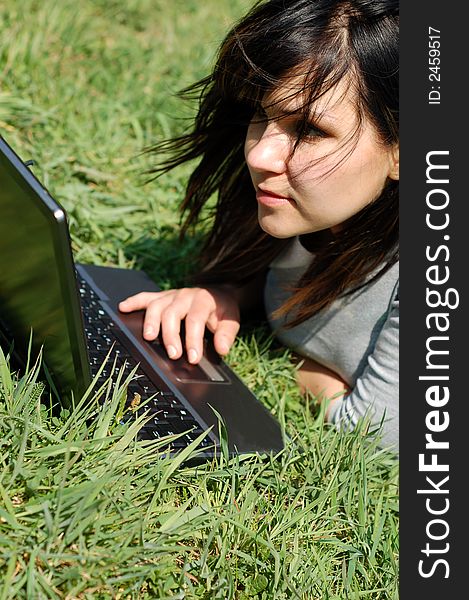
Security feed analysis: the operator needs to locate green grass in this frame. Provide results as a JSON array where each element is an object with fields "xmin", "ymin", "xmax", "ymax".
[{"xmin": 0, "ymin": 1, "xmax": 399, "ymax": 597}]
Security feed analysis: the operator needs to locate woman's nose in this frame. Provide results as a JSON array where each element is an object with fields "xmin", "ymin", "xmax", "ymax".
[{"xmin": 245, "ymin": 124, "xmax": 289, "ymax": 174}]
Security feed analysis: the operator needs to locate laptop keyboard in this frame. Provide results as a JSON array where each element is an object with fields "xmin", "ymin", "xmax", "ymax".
[{"xmin": 77, "ymin": 274, "xmax": 212, "ymax": 451}]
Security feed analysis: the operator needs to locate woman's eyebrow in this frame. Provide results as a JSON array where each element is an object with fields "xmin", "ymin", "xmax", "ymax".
[
  {"xmin": 263, "ymin": 101, "xmax": 338, "ymax": 124},
  {"xmin": 311, "ymin": 110, "xmax": 338, "ymax": 125}
]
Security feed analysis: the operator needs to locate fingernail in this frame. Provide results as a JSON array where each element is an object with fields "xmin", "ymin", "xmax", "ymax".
[
  {"xmin": 219, "ymin": 341, "xmax": 229, "ymax": 354},
  {"xmin": 167, "ymin": 345, "xmax": 177, "ymax": 358},
  {"xmin": 188, "ymin": 349, "xmax": 198, "ymax": 363},
  {"xmin": 144, "ymin": 326, "xmax": 154, "ymax": 337}
]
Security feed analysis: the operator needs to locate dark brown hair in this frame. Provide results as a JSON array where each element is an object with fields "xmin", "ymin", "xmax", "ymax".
[{"xmin": 148, "ymin": 0, "xmax": 399, "ymax": 327}]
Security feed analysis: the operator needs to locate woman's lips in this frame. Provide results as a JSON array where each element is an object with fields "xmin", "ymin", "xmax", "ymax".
[{"xmin": 256, "ymin": 188, "xmax": 293, "ymax": 207}]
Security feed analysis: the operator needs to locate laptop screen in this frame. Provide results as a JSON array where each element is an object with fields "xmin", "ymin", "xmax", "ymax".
[{"xmin": 0, "ymin": 137, "xmax": 90, "ymax": 401}]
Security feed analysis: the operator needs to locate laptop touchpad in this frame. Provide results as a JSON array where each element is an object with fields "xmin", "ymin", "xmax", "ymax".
[{"xmin": 108, "ymin": 305, "xmax": 228, "ymax": 384}]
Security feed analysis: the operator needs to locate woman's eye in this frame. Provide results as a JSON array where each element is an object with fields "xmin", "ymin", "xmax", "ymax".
[{"xmin": 296, "ymin": 120, "xmax": 326, "ymax": 139}]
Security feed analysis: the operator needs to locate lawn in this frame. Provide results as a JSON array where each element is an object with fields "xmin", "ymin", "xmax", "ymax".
[{"xmin": 0, "ymin": 1, "xmax": 399, "ymax": 598}]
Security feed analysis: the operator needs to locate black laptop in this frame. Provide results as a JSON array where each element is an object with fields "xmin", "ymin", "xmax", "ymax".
[{"xmin": 0, "ymin": 136, "xmax": 284, "ymax": 459}]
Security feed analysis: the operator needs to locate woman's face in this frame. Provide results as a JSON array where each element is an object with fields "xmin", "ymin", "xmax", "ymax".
[{"xmin": 244, "ymin": 78, "xmax": 399, "ymax": 238}]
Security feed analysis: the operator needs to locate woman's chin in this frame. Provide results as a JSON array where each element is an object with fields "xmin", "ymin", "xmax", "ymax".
[
  {"xmin": 258, "ymin": 214, "xmax": 323, "ymax": 239},
  {"xmin": 258, "ymin": 212, "xmax": 297, "ymax": 239},
  {"xmin": 258, "ymin": 220, "xmax": 294, "ymax": 239}
]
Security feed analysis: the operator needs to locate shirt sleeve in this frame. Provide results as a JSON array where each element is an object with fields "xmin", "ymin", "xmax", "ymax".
[{"xmin": 326, "ymin": 286, "xmax": 399, "ymax": 454}]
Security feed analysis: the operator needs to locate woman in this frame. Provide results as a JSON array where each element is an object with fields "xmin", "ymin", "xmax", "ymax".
[{"xmin": 119, "ymin": 0, "xmax": 399, "ymax": 452}]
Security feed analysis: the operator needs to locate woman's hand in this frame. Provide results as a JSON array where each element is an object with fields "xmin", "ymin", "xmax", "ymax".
[{"xmin": 118, "ymin": 286, "xmax": 240, "ymax": 365}]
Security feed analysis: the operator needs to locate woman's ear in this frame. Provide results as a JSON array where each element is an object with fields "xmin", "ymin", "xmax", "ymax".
[{"xmin": 388, "ymin": 145, "xmax": 399, "ymax": 181}]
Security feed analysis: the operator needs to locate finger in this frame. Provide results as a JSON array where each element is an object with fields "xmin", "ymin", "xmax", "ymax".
[
  {"xmin": 184, "ymin": 302, "xmax": 213, "ymax": 364},
  {"xmin": 213, "ymin": 318, "xmax": 240, "ymax": 355},
  {"xmin": 212, "ymin": 301, "xmax": 240, "ymax": 355},
  {"xmin": 160, "ymin": 292, "xmax": 193, "ymax": 359},
  {"xmin": 141, "ymin": 295, "xmax": 174, "ymax": 341},
  {"xmin": 118, "ymin": 291, "xmax": 170, "ymax": 312},
  {"xmin": 204, "ymin": 296, "xmax": 240, "ymax": 355}
]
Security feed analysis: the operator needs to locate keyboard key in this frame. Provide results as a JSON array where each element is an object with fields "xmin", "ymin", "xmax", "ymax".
[{"xmin": 77, "ymin": 272, "xmax": 212, "ymax": 452}]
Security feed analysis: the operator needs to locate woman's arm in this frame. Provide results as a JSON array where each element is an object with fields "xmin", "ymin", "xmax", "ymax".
[
  {"xmin": 326, "ymin": 293, "xmax": 399, "ymax": 452},
  {"xmin": 294, "ymin": 355, "xmax": 350, "ymax": 415},
  {"xmin": 294, "ymin": 290, "xmax": 399, "ymax": 452},
  {"xmin": 215, "ymin": 270, "xmax": 267, "ymax": 312}
]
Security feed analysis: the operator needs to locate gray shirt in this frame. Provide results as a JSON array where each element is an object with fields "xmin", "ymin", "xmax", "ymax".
[{"xmin": 264, "ymin": 236, "xmax": 399, "ymax": 453}]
